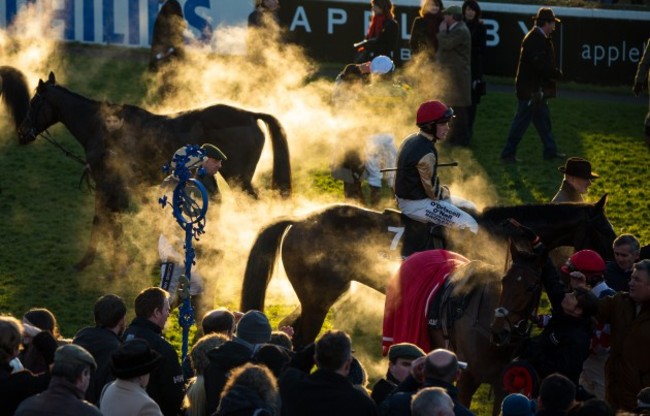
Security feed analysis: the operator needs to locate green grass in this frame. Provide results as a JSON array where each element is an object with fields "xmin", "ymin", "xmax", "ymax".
[{"xmin": 1, "ymin": 44, "xmax": 648, "ymax": 414}]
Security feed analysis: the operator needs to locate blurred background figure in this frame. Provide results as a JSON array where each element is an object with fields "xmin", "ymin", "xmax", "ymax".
[
  {"xmin": 20, "ymin": 308, "xmax": 69, "ymax": 375},
  {"xmin": 354, "ymin": 0, "xmax": 399, "ymax": 63},
  {"xmin": 149, "ymin": 0, "xmax": 186, "ymax": 72},
  {"xmin": 462, "ymin": 0, "xmax": 487, "ymax": 142},
  {"xmin": 410, "ymin": 0, "xmax": 445, "ymax": 61},
  {"xmin": 632, "ymin": 37, "xmax": 650, "ymax": 146},
  {"xmin": 248, "ymin": 0, "xmax": 280, "ymax": 28}
]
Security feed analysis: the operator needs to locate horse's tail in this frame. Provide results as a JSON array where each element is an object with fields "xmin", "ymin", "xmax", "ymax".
[
  {"xmin": 0, "ymin": 66, "xmax": 30, "ymax": 131},
  {"xmin": 255, "ymin": 113, "xmax": 292, "ymax": 198},
  {"xmin": 240, "ymin": 219, "xmax": 294, "ymax": 311}
]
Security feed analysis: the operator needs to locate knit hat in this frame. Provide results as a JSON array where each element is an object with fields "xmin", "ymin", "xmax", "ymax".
[
  {"xmin": 201, "ymin": 143, "xmax": 227, "ymax": 161},
  {"xmin": 501, "ymin": 393, "xmax": 535, "ymax": 416},
  {"xmin": 110, "ymin": 339, "xmax": 162, "ymax": 379},
  {"xmin": 254, "ymin": 344, "xmax": 291, "ymax": 377},
  {"xmin": 388, "ymin": 343, "xmax": 426, "ymax": 362},
  {"xmin": 54, "ymin": 344, "xmax": 97, "ymax": 371},
  {"xmin": 236, "ymin": 310, "xmax": 272, "ymax": 345},
  {"xmin": 638, "ymin": 387, "xmax": 650, "ymax": 409}
]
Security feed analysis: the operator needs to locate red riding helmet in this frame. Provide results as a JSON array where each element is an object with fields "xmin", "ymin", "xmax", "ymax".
[
  {"xmin": 561, "ymin": 250, "xmax": 606, "ymax": 276},
  {"xmin": 416, "ymin": 101, "xmax": 454, "ymax": 127}
]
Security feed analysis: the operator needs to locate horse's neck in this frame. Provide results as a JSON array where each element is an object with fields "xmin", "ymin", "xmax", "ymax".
[{"xmin": 52, "ymin": 88, "xmax": 101, "ymax": 148}]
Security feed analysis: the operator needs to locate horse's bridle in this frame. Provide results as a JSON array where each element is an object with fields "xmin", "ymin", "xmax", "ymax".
[{"xmin": 493, "ymin": 263, "xmax": 543, "ymax": 342}]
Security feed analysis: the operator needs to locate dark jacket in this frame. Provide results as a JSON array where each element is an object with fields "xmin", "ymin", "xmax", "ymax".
[
  {"xmin": 409, "ymin": 13, "xmax": 443, "ymax": 60},
  {"xmin": 280, "ymin": 367, "xmax": 378, "ymax": 416},
  {"xmin": 466, "ymin": 19, "xmax": 487, "ymax": 102},
  {"xmin": 604, "ymin": 261, "xmax": 632, "ymax": 292},
  {"xmin": 215, "ymin": 385, "xmax": 274, "ymax": 416},
  {"xmin": 381, "ymin": 375, "xmax": 474, "ymax": 416},
  {"xmin": 394, "ymin": 132, "xmax": 441, "ymax": 201},
  {"xmin": 370, "ymin": 373, "xmax": 398, "ymax": 406},
  {"xmin": 73, "ymin": 326, "xmax": 122, "ymax": 404},
  {"xmin": 123, "ymin": 317, "xmax": 185, "ymax": 416},
  {"xmin": 14, "ymin": 377, "xmax": 102, "ymax": 416},
  {"xmin": 366, "ymin": 18, "xmax": 399, "ymax": 60},
  {"xmin": 204, "ymin": 339, "xmax": 255, "ymax": 415},
  {"xmin": 0, "ymin": 331, "xmax": 57, "ymax": 416},
  {"xmin": 515, "ymin": 26, "xmax": 562, "ymax": 100}
]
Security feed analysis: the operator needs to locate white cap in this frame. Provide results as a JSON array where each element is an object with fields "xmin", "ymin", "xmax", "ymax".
[{"xmin": 370, "ymin": 55, "xmax": 395, "ymax": 75}]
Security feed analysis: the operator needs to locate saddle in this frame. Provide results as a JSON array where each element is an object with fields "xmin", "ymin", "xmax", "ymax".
[{"xmin": 425, "ymin": 279, "xmax": 472, "ymax": 336}]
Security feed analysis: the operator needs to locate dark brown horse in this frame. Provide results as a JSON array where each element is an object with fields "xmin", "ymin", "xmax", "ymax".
[{"xmin": 19, "ymin": 72, "xmax": 292, "ymax": 272}]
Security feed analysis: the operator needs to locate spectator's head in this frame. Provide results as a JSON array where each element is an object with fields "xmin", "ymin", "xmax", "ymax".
[
  {"xmin": 189, "ymin": 333, "xmax": 228, "ymax": 376},
  {"xmin": 94, "ymin": 294, "xmax": 127, "ymax": 334},
  {"xmin": 558, "ymin": 157, "xmax": 596, "ymax": 195},
  {"xmin": 254, "ymin": 344, "xmax": 292, "ymax": 378},
  {"xmin": 200, "ymin": 143, "xmax": 227, "ymax": 175},
  {"xmin": 533, "ymin": 7, "xmax": 560, "ymax": 34},
  {"xmin": 571, "ymin": 398, "xmax": 614, "ymax": 416},
  {"xmin": 52, "ymin": 344, "xmax": 97, "ymax": 393},
  {"xmin": 537, "ymin": 373, "xmax": 575, "ymax": 412},
  {"xmin": 23, "ymin": 308, "xmax": 59, "ymax": 338},
  {"xmin": 315, "ymin": 330, "xmax": 353, "ymax": 375},
  {"xmin": 411, "ymin": 386, "xmax": 454, "ymax": 416},
  {"xmin": 419, "ymin": 0, "xmax": 443, "ymax": 17},
  {"xmin": 638, "ymin": 387, "xmax": 650, "ymax": 410},
  {"xmin": 442, "ymin": 5, "xmax": 462, "ymax": 23},
  {"xmin": 562, "ymin": 249, "xmax": 606, "ymax": 288},
  {"xmin": 561, "ymin": 286, "xmax": 598, "ymax": 319},
  {"xmin": 346, "ymin": 356, "xmax": 369, "ymax": 389},
  {"xmin": 201, "ymin": 308, "xmax": 235, "ymax": 337},
  {"xmin": 218, "ymin": 363, "xmax": 280, "ymax": 416},
  {"xmin": 111, "ymin": 339, "xmax": 161, "ymax": 387},
  {"xmin": 269, "ymin": 330, "xmax": 293, "ymax": 350},
  {"xmin": 101, "ymin": 103, "xmax": 124, "ymax": 132},
  {"xmin": 500, "ymin": 393, "xmax": 535, "ymax": 416},
  {"xmin": 387, "ymin": 342, "xmax": 426, "ymax": 383},
  {"xmin": 0, "ymin": 315, "xmax": 22, "ymax": 364},
  {"xmin": 424, "ymin": 348, "xmax": 461, "ymax": 384},
  {"xmin": 630, "ymin": 260, "xmax": 650, "ymax": 303},
  {"xmin": 235, "ymin": 310, "xmax": 272, "ymax": 345},
  {"xmin": 372, "ymin": 0, "xmax": 394, "ymax": 18},
  {"xmin": 613, "ymin": 234, "xmax": 641, "ymax": 271},
  {"xmin": 134, "ymin": 287, "xmax": 170, "ymax": 329},
  {"xmin": 255, "ymin": 0, "xmax": 279, "ymax": 12},
  {"xmin": 462, "ymin": 0, "xmax": 481, "ymax": 22}
]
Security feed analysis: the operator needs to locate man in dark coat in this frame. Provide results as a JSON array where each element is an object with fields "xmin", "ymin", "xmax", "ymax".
[
  {"xmin": 15, "ymin": 344, "xmax": 102, "ymax": 416},
  {"xmin": 381, "ymin": 348, "xmax": 474, "ymax": 416},
  {"xmin": 605, "ymin": 234, "xmax": 641, "ymax": 292},
  {"xmin": 204, "ymin": 310, "xmax": 273, "ymax": 415},
  {"xmin": 500, "ymin": 7, "xmax": 565, "ymax": 163},
  {"xmin": 371, "ymin": 343, "xmax": 425, "ymax": 406},
  {"xmin": 598, "ymin": 259, "xmax": 650, "ymax": 411},
  {"xmin": 73, "ymin": 293, "xmax": 127, "ymax": 404},
  {"xmin": 280, "ymin": 330, "xmax": 378, "ymax": 416},
  {"xmin": 123, "ymin": 287, "xmax": 185, "ymax": 416},
  {"xmin": 633, "ymin": 37, "xmax": 650, "ymax": 146}
]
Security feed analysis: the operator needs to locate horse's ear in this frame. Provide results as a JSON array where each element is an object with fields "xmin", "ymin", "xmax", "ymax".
[
  {"xmin": 48, "ymin": 72, "xmax": 56, "ymax": 83},
  {"xmin": 38, "ymin": 79, "xmax": 44, "ymax": 87},
  {"xmin": 594, "ymin": 194, "xmax": 608, "ymax": 212}
]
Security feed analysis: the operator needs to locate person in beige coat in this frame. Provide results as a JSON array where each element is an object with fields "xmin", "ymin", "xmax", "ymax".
[
  {"xmin": 100, "ymin": 339, "xmax": 163, "ymax": 416},
  {"xmin": 436, "ymin": 5, "xmax": 472, "ymax": 146}
]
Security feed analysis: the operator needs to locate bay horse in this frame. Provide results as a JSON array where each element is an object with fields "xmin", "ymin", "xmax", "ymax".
[
  {"xmin": 18, "ymin": 71, "xmax": 292, "ymax": 272},
  {"xmin": 383, "ymin": 241, "xmax": 546, "ymax": 415},
  {"xmin": 0, "ymin": 66, "xmax": 30, "ymax": 139},
  {"xmin": 240, "ymin": 201, "xmax": 612, "ymax": 412}
]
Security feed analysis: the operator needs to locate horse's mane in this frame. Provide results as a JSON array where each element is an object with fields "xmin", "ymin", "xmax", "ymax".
[
  {"xmin": 0, "ymin": 66, "xmax": 30, "ymax": 127},
  {"xmin": 479, "ymin": 202, "xmax": 592, "ymax": 224}
]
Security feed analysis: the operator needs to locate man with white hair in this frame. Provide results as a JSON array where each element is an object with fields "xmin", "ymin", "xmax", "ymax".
[{"xmin": 411, "ymin": 387, "xmax": 455, "ymax": 416}]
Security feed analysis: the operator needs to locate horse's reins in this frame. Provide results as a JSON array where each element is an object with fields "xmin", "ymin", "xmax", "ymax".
[{"xmin": 28, "ymin": 90, "xmax": 94, "ymax": 190}]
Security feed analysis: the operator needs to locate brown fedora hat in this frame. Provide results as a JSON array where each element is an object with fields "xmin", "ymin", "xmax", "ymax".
[
  {"xmin": 533, "ymin": 7, "xmax": 560, "ymax": 23},
  {"xmin": 558, "ymin": 157, "xmax": 599, "ymax": 179}
]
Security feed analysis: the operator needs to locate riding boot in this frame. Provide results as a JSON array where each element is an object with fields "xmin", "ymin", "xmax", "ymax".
[
  {"xmin": 369, "ymin": 186, "xmax": 381, "ymax": 207},
  {"xmin": 429, "ymin": 328, "xmax": 447, "ymax": 350}
]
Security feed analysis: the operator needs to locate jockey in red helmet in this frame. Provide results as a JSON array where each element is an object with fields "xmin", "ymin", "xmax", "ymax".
[{"xmin": 393, "ymin": 100, "xmax": 478, "ymax": 234}]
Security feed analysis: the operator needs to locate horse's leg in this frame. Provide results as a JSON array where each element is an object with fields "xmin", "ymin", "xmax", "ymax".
[
  {"xmin": 72, "ymin": 213, "xmax": 100, "ymax": 271},
  {"xmin": 292, "ymin": 283, "xmax": 350, "ymax": 349},
  {"xmin": 457, "ymin": 370, "xmax": 481, "ymax": 411}
]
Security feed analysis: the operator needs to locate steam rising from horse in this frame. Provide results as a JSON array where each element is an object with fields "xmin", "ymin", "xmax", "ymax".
[{"xmin": 19, "ymin": 71, "xmax": 292, "ymax": 272}]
